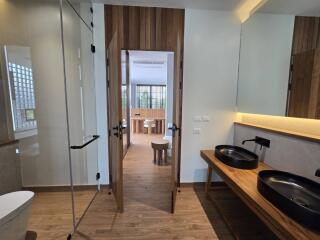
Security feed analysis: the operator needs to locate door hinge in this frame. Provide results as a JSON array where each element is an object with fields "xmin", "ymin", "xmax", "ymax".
[
  {"xmin": 67, "ymin": 233, "xmax": 72, "ymax": 240},
  {"xmin": 91, "ymin": 44, "xmax": 96, "ymax": 53},
  {"xmin": 91, "ymin": 22, "xmax": 94, "ymax": 28},
  {"xmin": 106, "ymin": 58, "xmax": 110, "ymax": 66},
  {"xmin": 179, "ymin": 81, "xmax": 182, "ymax": 90},
  {"xmin": 290, "ymin": 64, "xmax": 293, "ymax": 72},
  {"xmin": 108, "ymin": 129, "xmax": 111, "ymax": 136},
  {"xmin": 180, "ymin": 60, "xmax": 183, "ymax": 69},
  {"xmin": 96, "ymin": 172, "xmax": 101, "ymax": 181},
  {"xmin": 90, "ymin": 7, "xmax": 93, "ymax": 13}
]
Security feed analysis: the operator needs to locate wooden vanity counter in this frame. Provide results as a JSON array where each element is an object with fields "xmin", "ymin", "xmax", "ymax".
[{"xmin": 200, "ymin": 150, "xmax": 320, "ymax": 240}]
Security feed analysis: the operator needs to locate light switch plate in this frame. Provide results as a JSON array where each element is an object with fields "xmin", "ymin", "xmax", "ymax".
[
  {"xmin": 193, "ymin": 128, "xmax": 201, "ymax": 134},
  {"xmin": 193, "ymin": 116, "xmax": 202, "ymax": 122},
  {"xmin": 202, "ymin": 116, "xmax": 210, "ymax": 122}
]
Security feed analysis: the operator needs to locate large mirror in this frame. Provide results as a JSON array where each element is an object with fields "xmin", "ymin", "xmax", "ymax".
[{"xmin": 237, "ymin": 0, "xmax": 320, "ymax": 119}]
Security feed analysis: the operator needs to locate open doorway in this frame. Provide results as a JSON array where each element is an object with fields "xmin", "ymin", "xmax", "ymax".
[
  {"xmin": 119, "ymin": 50, "xmax": 175, "ymax": 213},
  {"xmin": 121, "ymin": 50, "xmax": 174, "ymax": 156},
  {"xmin": 105, "ymin": 5, "xmax": 184, "ymax": 213}
]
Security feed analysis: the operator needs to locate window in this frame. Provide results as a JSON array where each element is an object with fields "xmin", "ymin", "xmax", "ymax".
[
  {"xmin": 136, "ymin": 85, "xmax": 166, "ymax": 109},
  {"xmin": 8, "ymin": 62, "xmax": 37, "ymax": 132},
  {"xmin": 122, "ymin": 85, "xmax": 127, "ymax": 109}
]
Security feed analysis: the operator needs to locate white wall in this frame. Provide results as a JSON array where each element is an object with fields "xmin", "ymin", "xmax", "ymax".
[
  {"xmin": 128, "ymin": 51, "xmax": 171, "ymax": 109},
  {"xmin": 93, "ymin": 3, "xmax": 109, "ymax": 184},
  {"xmin": 93, "ymin": 7, "xmax": 241, "ymax": 184},
  {"xmin": 131, "ymin": 84, "xmax": 137, "ymax": 108},
  {"xmin": 0, "ymin": 143, "xmax": 22, "ymax": 194},
  {"xmin": 0, "ymin": 0, "xmax": 70, "ymax": 186},
  {"xmin": 166, "ymin": 53, "xmax": 174, "ymax": 135},
  {"xmin": 1, "ymin": 0, "xmax": 100, "ymax": 187},
  {"xmin": 64, "ymin": 1, "xmax": 99, "ymax": 186},
  {"xmin": 181, "ymin": 9, "xmax": 241, "ymax": 182},
  {"xmin": 234, "ymin": 124, "xmax": 320, "ymax": 183},
  {"xmin": 128, "ymin": 50, "xmax": 169, "ymax": 85},
  {"xmin": 237, "ymin": 13, "xmax": 295, "ymax": 116}
]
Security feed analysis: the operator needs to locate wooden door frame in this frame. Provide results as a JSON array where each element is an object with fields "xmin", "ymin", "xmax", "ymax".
[
  {"xmin": 124, "ymin": 49, "xmax": 183, "ymax": 200},
  {"xmin": 125, "ymin": 50, "xmax": 131, "ymax": 149},
  {"xmin": 106, "ymin": 50, "xmax": 113, "ymax": 192},
  {"xmin": 104, "ymin": 5, "xmax": 185, "ymax": 213},
  {"xmin": 106, "ymin": 32, "xmax": 124, "ymax": 212},
  {"xmin": 106, "ymin": 47, "xmax": 184, "ymax": 203}
]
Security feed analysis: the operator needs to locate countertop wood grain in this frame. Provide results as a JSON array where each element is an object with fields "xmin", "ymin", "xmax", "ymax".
[{"xmin": 201, "ymin": 150, "xmax": 320, "ymax": 240}]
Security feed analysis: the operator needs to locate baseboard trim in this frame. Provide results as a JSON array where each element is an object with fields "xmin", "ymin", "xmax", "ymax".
[
  {"xmin": 23, "ymin": 182, "xmax": 223, "ymax": 193},
  {"xmin": 100, "ymin": 184, "xmax": 110, "ymax": 190},
  {"xmin": 23, "ymin": 184, "xmax": 109, "ymax": 192}
]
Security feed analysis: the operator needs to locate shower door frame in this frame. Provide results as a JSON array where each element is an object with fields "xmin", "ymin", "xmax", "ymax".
[{"xmin": 59, "ymin": 0, "xmax": 100, "ymax": 235}]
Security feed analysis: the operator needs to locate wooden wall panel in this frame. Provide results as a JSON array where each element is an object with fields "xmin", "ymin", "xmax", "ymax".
[
  {"xmin": 104, "ymin": 5, "xmax": 185, "ymax": 212},
  {"xmin": 292, "ymin": 16, "xmax": 320, "ymax": 55},
  {"xmin": 312, "ymin": 50, "xmax": 320, "ymax": 119},
  {"xmin": 104, "ymin": 5, "xmax": 184, "ymax": 52},
  {"xmin": 288, "ymin": 17, "xmax": 320, "ymax": 119},
  {"xmin": 288, "ymin": 50, "xmax": 315, "ymax": 118}
]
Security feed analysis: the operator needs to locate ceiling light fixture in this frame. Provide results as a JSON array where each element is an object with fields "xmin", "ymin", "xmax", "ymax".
[{"xmin": 236, "ymin": 0, "xmax": 269, "ymax": 23}]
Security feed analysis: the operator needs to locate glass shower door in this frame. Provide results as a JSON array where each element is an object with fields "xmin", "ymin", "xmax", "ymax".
[{"xmin": 61, "ymin": 0, "xmax": 99, "ymax": 229}]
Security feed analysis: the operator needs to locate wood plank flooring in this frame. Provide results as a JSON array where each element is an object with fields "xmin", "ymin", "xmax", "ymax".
[
  {"xmin": 28, "ymin": 134, "xmax": 276, "ymax": 239},
  {"xmin": 207, "ymin": 188, "xmax": 278, "ymax": 240},
  {"xmin": 73, "ymin": 134, "xmax": 233, "ymax": 239},
  {"xmin": 27, "ymin": 190, "xmax": 97, "ymax": 239}
]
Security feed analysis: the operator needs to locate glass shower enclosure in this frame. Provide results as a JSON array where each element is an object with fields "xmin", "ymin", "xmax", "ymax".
[
  {"xmin": 61, "ymin": 0, "xmax": 99, "ymax": 229},
  {"xmin": 0, "ymin": 0, "xmax": 99, "ymax": 237}
]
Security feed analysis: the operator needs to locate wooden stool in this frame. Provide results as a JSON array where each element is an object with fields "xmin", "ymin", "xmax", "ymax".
[
  {"xmin": 144, "ymin": 119, "xmax": 156, "ymax": 134},
  {"xmin": 151, "ymin": 139, "xmax": 169, "ymax": 165}
]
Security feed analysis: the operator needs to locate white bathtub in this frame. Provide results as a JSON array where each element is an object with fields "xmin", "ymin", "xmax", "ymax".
[{"xmin": 0, "ymin": 191, "xmax": 34, "ymax": 240}]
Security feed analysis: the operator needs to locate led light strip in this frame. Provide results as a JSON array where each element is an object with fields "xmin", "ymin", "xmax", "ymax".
[{"xmin": 236, "ymin": 0, "xmax": 269, "ymax": 23}]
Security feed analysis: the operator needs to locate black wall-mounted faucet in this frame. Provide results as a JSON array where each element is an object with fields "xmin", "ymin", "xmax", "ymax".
[
  {"xmin": 242, "ymin": 136, "xmax": 270, "ymax": 150},
  {"xmin": 316, "ymin": 169, "xmax": 320, "ymax": 177}
]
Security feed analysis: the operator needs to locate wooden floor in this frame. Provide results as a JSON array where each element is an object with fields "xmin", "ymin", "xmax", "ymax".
[
  {"xmin": 73, "ymin": 134, "xmax": 233, "ymax": 239},
  {"xmin": 207, "ymin": 189, "xmax": 278, "ymax": 240},
  {"xmin": 28, "ymin": 134, "xmax": 275, "ymax": 240},
  {"xmin": 27, "ymin": 190, "xmax": 97, "ymax": 239}
]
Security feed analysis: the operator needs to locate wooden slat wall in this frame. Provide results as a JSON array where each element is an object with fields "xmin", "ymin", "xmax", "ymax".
[
  {"xmin": 310, "ymin": 49, "xmax": 320, "ymax": 119},
  {"xmin": 105, "ymin": 5, "xmax": 184, "ymax": 52},
  {"xmin": 292, "ymin": 16, "xmax": 320, "ymax": 55},
  {"xmin": 288, "ymin": 16, "xmax": 320, "ymax": 119},
  {"xmin": 288, "ymin": 50, "xmax": 315, "ymax": 118},
  {"xmin": 105, "ymin": 5, "xmax": 184, "ymax": 211}
]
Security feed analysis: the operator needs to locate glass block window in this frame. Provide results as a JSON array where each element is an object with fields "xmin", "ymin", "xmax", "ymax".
[
  {"xmin": 136, "ymin": 85, "xmax": 166, "ymax": 109},
  {"xmin": 8, "ymin": 62, "xmax": 37, "ymax": 131}
]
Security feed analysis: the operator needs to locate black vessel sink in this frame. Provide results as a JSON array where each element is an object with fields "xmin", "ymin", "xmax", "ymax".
[
  {"xmin": 258, "ymin": 170, "xmax": 320, "ymax": 231},
  {"xmin": 214, "ymin": 145, "xmax": 259, "ymax": 169}
]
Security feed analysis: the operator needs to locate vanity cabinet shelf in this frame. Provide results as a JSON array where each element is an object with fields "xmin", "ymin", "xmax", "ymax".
[{"xmin": 201, "ymin": 150, "xmax": 320, "ymax": 240}]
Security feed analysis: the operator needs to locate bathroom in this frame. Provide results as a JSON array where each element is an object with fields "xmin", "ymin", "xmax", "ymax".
[
  {"xmin": 0, "ymin": 0, "xmax": 100, "ymax": 239},
  {"xmin": 0, "ymin": 0, "xmax": 319, "ymax": 239}
]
